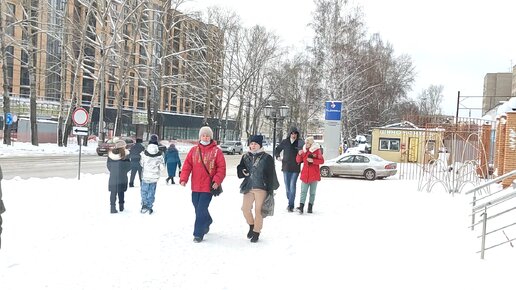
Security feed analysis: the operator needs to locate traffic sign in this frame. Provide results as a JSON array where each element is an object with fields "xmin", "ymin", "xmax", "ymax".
[
  {"xmin": 5, "ymin": 113, "xmax": 12, "ymax": 125},
  {"xmin": 72, "ymin": 107, "xmax": 88, "ymax": 126},
  {"xmin": 72, "ymin": 126, "xmax": 89, "ymax": 136}
]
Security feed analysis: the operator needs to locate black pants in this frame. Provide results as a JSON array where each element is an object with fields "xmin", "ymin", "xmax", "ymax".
[
  {"xmin": 129, "ymin": 165, "xmax": 142, "ymax": 185},
  {"xmin": 0, "ymin": 215, "xmax": 3, "ymax": 249},
  {"xmin": 110, "ymin": 191, "xmax": 125, "ymax": 206}
]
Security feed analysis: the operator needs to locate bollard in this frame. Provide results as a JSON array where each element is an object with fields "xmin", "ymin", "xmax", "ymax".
[{"xmin": 0, "ymin": 165, "xmax": 5, "ymax": 249}]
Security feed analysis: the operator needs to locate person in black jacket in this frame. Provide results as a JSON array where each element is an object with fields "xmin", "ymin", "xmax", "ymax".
[
  {"xmin": 107, "ymin": 140, "xmax": 131, "ymax": 213},
  {"xmin": 0, "ymin": 165, "xmax": 5, "ymax": 249},
  {"xmin": 275, "ymin": 128, "xmax": 304, "ymax": 212},
  {"xmin": 129, "ymin": 138, "xmax": 145, "ymax": 187},
  {"xmin": 237, "ymin": 135, "xmax": 279, "ymax": 243}
]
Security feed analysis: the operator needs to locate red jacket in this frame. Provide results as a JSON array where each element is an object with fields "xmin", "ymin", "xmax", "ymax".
[
  {"xmin": 296, "ymin": 143, "xmax": 324, "ymax": 183},
  {"xmin": 180, "ymin": 141, "xmax": 226, "ymax": 193}
]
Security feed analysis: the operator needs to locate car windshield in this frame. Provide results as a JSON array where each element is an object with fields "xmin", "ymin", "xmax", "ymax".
[
  {"xmin": 369, "ymin": 155, "xmax": 384, "ymax": 162},
  {"xmin": 223, "ymin": 141, "xmax": 237, "ymax": 145}
]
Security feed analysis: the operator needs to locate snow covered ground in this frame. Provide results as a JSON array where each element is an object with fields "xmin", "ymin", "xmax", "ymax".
[{"xmin": 0, "ymin": 142, "xmax": 515, "ymax": 289}]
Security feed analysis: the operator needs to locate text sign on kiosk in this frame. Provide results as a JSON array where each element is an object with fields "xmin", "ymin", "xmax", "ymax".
[{"xmin": 72, "ymin": 107, "xmax": 89, "ymax": 126}]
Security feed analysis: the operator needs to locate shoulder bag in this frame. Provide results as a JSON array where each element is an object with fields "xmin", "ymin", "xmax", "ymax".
[{"xmin": 198, "ymin": 147, "xmax": 222, "ymax": 196}]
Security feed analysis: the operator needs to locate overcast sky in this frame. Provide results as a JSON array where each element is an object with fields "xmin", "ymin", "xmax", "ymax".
[{"xmin": 184, "ymin": 0, "xmax": 516, "ymax": 118}]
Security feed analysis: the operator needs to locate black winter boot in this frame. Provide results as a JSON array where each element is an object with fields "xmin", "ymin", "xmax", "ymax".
[
  {"xmin": 307, "ymin": 203, "xmax": 313, "ymax": 213},
  {"xmin": 110, "ymin": 192, "xmax": 117, "ymax": 213},
  {"xmin": 250, "ymin": 231, "xmax": 260, "ymax": 243},
  {"xmin": 171, "ymin": 177, "xmax": 175, "ymax": 184},
  {"xmin": 296, "ymin": 203, "xmax": 305, "ymax": 214},
  {"xmin": 247, "ymin": 224, "xmax": 254, "ymax": 239},
  {"xmin": 119, "ymin": 192, "xmax": 125, "ymax": 212},
  {"xmin": 166, "ymin": 177, "xmax": 170, "ymax": 184}
]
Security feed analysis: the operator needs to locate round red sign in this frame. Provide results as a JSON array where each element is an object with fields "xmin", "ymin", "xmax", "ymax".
[{"xmin": 72, "ymin": 107, "xmax": 89, "ymax": 126}]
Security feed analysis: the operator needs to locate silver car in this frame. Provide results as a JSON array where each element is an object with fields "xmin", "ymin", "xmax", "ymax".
[
  {"xmin": 220, "ymin": 141, "xmax": 243, "ymax": 155},
  {"xmin": 319, "ymin": 153, "xmax": 397, "ymax": 180}
]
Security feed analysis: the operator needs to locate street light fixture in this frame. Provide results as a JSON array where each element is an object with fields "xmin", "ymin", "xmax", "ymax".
[{"xmin": 264, "ymin": 104, "xmax": 289, "ymax": 156}]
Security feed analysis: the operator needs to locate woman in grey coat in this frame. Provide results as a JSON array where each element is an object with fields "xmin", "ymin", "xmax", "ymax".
[
  {"xmin": 237, "ymin": 135, "xmax": 279, "ymax": 243},
  {"xmin": 107, "ymin": 140, "xmax": 131, "ymax": 213}
]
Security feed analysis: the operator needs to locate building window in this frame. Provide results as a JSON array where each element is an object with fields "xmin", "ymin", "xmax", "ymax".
[
  {"xmin": 6, "ymin": 3, "xmax": 16, "ymax": 37},
  {"xmin": 379, "ymin": 138, "xmax": 400, "ymax": 151}
]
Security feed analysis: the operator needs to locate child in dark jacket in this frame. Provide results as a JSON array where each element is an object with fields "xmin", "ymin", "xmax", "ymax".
[
  {"xmin": 237, "ymin": 135, "xmax": 279, "ymax": 243},
  {"xmin": 164, "ymin": 144, "xmax": 182, "ymax": 184}
]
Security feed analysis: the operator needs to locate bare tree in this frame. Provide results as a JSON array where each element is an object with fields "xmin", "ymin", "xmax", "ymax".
[
  {"xmin": 310, "ymin": 0, "xmax": 415, "ymax": 141},
  {"xmin": 16, "ymin": 0, "xmax": 41, "ymax": 145},
  {"xmin": 0, "ymin": 1, "xmax": 15, "ymax": 145},
  {"xmin": 205, "ymin": 7, "xmax": 241, "ymax": 141},
  {"xmin": 417, "ymin": 84, "xmax": 444, "ymax": 115},
  {"xmin": 235, "ymin": 25, "xmax": 280, "ymax": 140}
]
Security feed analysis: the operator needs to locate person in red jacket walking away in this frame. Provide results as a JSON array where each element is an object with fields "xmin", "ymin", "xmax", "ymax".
[
  {"xmin": 180, "ymin": 126, "xmax": 226, "ymax": 243},
  {"xmin": 295, "ymin": 136, "xmax": 324, "ymax": 214}
]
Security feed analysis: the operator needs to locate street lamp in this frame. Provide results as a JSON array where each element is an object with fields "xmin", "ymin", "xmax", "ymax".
[{"xmin": 264, "ymin": 104, "xmax": 289, "ymax": 156}]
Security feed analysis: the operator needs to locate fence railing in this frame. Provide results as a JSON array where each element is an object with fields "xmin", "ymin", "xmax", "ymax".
[{"xmin": 466, "ymin": 169, "xmax": 516, "ymax": 259}]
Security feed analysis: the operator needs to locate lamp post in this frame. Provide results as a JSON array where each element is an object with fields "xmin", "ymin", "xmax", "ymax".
[{"xmin": 264, "ymin": 104, "xmax": 289, "ymax": 156}]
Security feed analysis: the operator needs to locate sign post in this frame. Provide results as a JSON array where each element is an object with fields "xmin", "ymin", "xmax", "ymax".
[
  {"xmin": 323, "ymin": 101, "xmax": 343, "ymax": 160},
  {"xmin": 72, "ymin": 108, "xmax": 89, "ymax": 180},
  {"xmin": 5, "ymin": 113, "xmax": 12, "ymax": 146}
]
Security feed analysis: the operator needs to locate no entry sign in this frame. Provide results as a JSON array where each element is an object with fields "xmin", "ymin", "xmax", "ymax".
[{"xmin": 72, "ymin": 107, "xmax": 88, "ymax": 126}]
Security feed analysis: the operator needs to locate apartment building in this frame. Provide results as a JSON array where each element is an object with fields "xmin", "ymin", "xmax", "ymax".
[
  {"xmin": 0, "ymin": 0, "xmax": 236, "ymax": 141},
  {"xmin": 482, "ymin": 72, "xmax": 512, "ymax": 115}
]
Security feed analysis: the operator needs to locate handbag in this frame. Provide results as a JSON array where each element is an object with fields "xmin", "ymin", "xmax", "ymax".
[
  {"xmin": 198, "ymin": 147, "xmax": 223, "ymax": 196},
  {"xmin": 261, "ymin": 193, "xmax": 275, "ymax": 217}
]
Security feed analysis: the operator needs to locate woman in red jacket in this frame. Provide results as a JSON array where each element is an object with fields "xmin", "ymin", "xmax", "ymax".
[
  {"xmin": 295, "ymin": 137, "xmax": 324, "ymax": 214},
  {"xmin": 180, "ymin": 126, "xmax": 226, "ymax": 243}
]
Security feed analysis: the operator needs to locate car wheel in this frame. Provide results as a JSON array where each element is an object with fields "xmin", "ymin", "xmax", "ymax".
[
  {"xmin": 97, "ymin": 152, "xmax": 103, "ymax": 156},
  {"xmin": 364, "ymin": 169, "xmax": 376, "ymax": 180},
  {"xmin": 320, "ymin": 166, "xmax": 331, "ymax": 177}
]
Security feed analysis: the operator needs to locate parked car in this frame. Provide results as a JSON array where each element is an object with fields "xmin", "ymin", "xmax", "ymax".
[
  {"xmin": 96, "ymin": 137, "xmax": 135, "ymax": 156},
  {"xmin": 220, "ymin": 141, "xmax": 243, "ymax": 155},
  {"xmin": 319, "ymin": 153, "xmax": 397, "ymax": 180}
]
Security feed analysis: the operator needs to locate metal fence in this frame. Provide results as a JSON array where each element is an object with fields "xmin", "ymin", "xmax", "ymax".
[{"xmin": 396, "ymin": 118, "xmax": 494, "ymax": 195}]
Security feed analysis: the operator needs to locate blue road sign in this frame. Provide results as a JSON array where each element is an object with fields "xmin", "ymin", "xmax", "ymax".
[
  {"xmin": 325, "ymin": 101, "xmax": 342, "ymax": 121},
  {"xmin": 5, "ymin": 113, "xmax": 12, "ymax": 125}
]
